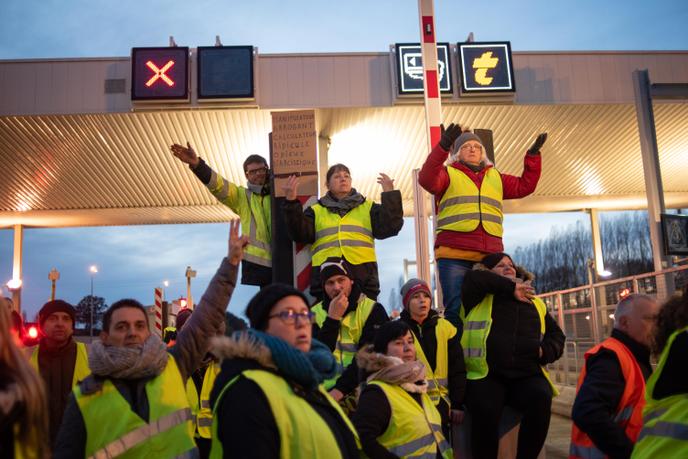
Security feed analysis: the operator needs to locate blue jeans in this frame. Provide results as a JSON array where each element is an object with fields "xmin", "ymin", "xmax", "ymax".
[{"xmin": 437, "ymin": 258, "xmax": 475, "ymax": 332}]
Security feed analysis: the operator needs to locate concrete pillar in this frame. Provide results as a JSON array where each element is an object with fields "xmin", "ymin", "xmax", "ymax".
[
  {"xmin": 412, "ymin": 169, "xmax": 432, "ymax": 287},
  {"xmin": 11, "ymin": 224, "xmax": 23, "ymax": 313},
  {"xmin": 589, "ymin": 209, "xmax": 605, "ymax": 275},
  {"xmin": 632, "ymin": 69, "xmax": 675, "ymax": 296}
]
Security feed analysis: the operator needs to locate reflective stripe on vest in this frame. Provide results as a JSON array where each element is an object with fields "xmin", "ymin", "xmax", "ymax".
[
  {"xmin": 412, "ymin": 318, "xmax": 456, "ymax": 406},
  {"xmin": 207, "ymin": 169, "xmax": 272, "ymax": 268},
  {"xmin": 242, "ymin": 188, "xmax": 272, "ymax": 267},
  {"xmin": 461, "ymin": 295, "xmax": 558, "ymax": 396},
  {"xmin": 631, "ymin": 327, "xmax": 688, "ymax": 459},
  {"xmin": 197, "ymin": 361, "xmax": 221, "ymax": 438},
  {"xmin": 30, "ymin": 341, "xmax": 91, "ymax": 386},
  {"xmin": 185, "ymin": 378, "xmax": 199, "ymax": 432},
  {"xmin": 313, "ymin": 294, "xmax": 376, "ymax": 390},
  {"xmin": 368, "ymin": 380, "xmax": 453, "ymax": 459},
  {"xmin": 310, "ymin": 200, "xmax": 375, "ymax": 266},
  {"xmin": 570, "ymin": 337, "xmax": 647, "ymax": 459},
  {"xmin": 210, "ymin": 369, "xmax": 360, "ymax": 458},
  {"xmin": 75, "ymin": 355, "xmax": 196, "ymax": 459},
  {"xmin": 436, "ymin": 167, "xmax": 503, "ymax": 237}
]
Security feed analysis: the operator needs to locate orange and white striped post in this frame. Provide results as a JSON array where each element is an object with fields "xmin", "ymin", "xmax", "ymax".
[
  {"xmin": 413, "ymin": 0, "xmax": 442, "ymax": 289},
  {"xmin": 293, "ymin": 196, "xmax": 318, "ymax": 294},
  {"xmin": 154, "ymin": 287, "xmax": 163, "ymax": 337}
]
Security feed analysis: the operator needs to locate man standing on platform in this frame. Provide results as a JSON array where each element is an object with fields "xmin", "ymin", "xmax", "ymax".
[{"xmin": 172, "ymin": 142, "xmax": 272, "ymax": 287}]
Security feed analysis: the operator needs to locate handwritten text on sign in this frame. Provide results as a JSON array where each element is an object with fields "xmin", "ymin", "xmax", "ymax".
[{"xmin": 271, "ymin": 110, "xmax": 318, "ymax": 197}]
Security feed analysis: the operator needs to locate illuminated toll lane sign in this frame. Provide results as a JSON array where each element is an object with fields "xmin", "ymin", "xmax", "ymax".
[
  {"xmin": 131, "ymin": 47, "xmax": 189, "ymax": 101},
  {"xmin": 458, "ymin": 42, "xmax": 515, "ymax": 94},
  {"xmin": 395, "ymin": 43, "xmax": 452, "ymax": 95},
  {"xmin": 197, "ymin": 46, "xmax": 254, "ymax": 100}
]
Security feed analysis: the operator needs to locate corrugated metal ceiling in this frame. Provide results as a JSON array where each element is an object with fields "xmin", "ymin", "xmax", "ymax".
[{"xmin": 1, "ymin": 103, "xmax": 687, "ymax": 228}]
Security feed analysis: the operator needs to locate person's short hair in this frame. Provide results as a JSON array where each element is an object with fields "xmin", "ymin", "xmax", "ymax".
[
  {"xmin": 373, "ymin": 320, "xmax": 412, "ymax": 354},
  {"xmin": 103, "ymin": 299, "xmax": 149, "ymax": 333},
  {"xmin": 326, "ymin": 163, "xmax": 350, "ymax": 185},
  {"xmin": 243, "ymin": 155, "xmax": 268, "ymax": 172},
  {"xmin": 613, "ymin": 293, "xmax": 655, "ymax": 328}
]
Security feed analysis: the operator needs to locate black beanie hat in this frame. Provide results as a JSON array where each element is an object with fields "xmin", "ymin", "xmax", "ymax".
[
  {"xmin": 245, "ymin": 283, "xmax": 310, "ymax": 330},
  {"xmin": 320, "ymin": 257, "xmax": 354, "ymax": 285},
  {"xmin": 38, "ymin": 299, "xmax": 76, "ymax": 328},
  {"xmin": 481, "ymin": 252, "xmax": 514, "ymax": 270},
  {"xmin": 373, "ymin": 320, "xmax": 412, "ymax": 354}
]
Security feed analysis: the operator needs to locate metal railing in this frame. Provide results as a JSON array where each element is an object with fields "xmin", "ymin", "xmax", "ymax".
[{"xmin": 539, "ymin": 264, "xmax": 688, "ymax": 387}]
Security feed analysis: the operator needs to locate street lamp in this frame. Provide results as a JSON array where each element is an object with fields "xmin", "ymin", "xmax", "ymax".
[
  {"xmin": 89, "ymin": 265, "xmax": 98, "ymax": 337},
  {"xmin": 48, "ymin": 268, "xmax": 60, "ymax": 301}
]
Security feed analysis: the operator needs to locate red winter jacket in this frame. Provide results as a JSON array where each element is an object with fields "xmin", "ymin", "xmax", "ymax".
[{"xmin": 418, "ymin": 143, "xmax": 541, "ymax": 254}]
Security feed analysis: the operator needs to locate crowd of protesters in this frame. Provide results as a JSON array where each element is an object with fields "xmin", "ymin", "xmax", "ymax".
[{"xmin": 2, "ymin": 125, "xmax": 685, "ymax": 459}]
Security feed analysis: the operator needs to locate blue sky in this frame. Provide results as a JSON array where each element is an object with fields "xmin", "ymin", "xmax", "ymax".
[{"xmin": 1, "ymin": 0, "xmax": 686, "ymax": 319}]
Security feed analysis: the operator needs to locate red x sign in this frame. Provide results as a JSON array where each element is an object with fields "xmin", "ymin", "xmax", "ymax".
[{"xmin": 145, "ymin": 60, "xmax": 176, "ymax": 87}]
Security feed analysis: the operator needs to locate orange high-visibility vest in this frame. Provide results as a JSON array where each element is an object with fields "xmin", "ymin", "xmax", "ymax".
[{"xmin": 569, "ymin": 337, "xmax": 646, "ymax": 459}]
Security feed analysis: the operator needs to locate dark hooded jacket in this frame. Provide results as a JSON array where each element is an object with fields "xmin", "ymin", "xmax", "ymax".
[
  {"xmin": 209, "ymin": 334, "xmax": 360, "ymax": 459},
  {"xmin": 282, "ymin": 189, "xmax": 403, "ymax": 300},
  {"xmin": 312, "ymin": 282, "xmax": 389, "ymax": 396},
  {"xmin": 461, "ymin": 264, "xmax": 565, "ymax": 379},
  {"xmin": 399, "ymin": 308, "xmax": 466, "ymax": 412}
]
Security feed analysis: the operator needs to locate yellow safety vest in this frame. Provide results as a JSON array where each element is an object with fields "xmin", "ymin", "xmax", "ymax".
[
  {"xmin": 412, "ymin": 318, "xmax": 457, "ymax": 406},
  {"xmin": 311, "ymin": 200, "xmax": 375, "ymax": 266},
  {"xmin": 207, "ymin": 170, "xmax": 272, "ymax": 267},
  {"xmin": 368, "ymin": 380, "xmax": 453, "ymax": 459},
  {"xmin": 436, "ymin": 166, "xmax": 503, "ymax": 237},
  {"xmin": 74, "ymin": 355, "xmax": 196, "ymax": 459},
  {"xmin": 197, "ymin": 360, "xmax": 221, "ymax": 439},
  {"xmin": 461, "ymin": 295, "xmax": 558, "ymax": 396},
  {"xmin": 631, "ymin": 327, "xmax": 688, "ymax": 458},
  {"xmin": 30, "ymin": 341, "xmax": 91, "ymax": 386},
  {"xmin": 313, "ymin": 294, "xmax": 376, "ymax": 389},
  {"xmin": 13, "ymin": 423, "xmax": 41, "ymax": 459},
  {"xmin": 185, "ymin": 377, "xmax": 199, "ymax": 436},
  {"xmin": 210, "ymin": 369, "xmax": 360, "ymax": 459}
]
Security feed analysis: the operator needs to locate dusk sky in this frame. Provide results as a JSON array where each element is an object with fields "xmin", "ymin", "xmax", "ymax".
[{"xmin": 1, "ymin": 0, "xmax": 686, "ymax": 320}]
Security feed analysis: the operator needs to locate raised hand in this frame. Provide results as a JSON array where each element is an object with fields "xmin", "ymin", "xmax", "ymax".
[
  {"xmin": 514, "ymin": 282, "xmax": 535, "ymax": 304},
  {"xmin": 377, "ymin": 173, "xmax": 395, "ymax": 192},
  {"xmin": 327, "ymin": 290, "xmax": 349, "ymax": 321},
  {"xmin": 439, "ymin": 123, "xmax": 462, "ymax": 150},
  {"xmin": 528, "ymin": 133, "xmax": 548, "ymax": 154},
  {"xmin": 282, "ymin": 175, "xmax": 300, "ymax": 201},
  {"xmin": 170, "ymin": 142, "xmax": 200, "ymax": 168},
  {"xmin": 228, "ymin": 219, "xmax": 249, "ymax": 266}
]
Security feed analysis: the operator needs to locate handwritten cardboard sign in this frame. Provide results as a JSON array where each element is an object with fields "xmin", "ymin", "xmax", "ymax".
[{"xmin": 271, "ymin": 110, "xmax": 318, "ymax": 197}]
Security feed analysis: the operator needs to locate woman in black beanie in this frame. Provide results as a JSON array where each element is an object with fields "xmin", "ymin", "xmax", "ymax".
[
  {"xmin": 353, "ymin": 321, "xmax": 453, "ymax": 459},
  {"xmin": 461, "ymin": 252, "xmax": 565, "ymax": 459},
  {"xmin": 209, "ymin": 283, "xmax": 360, "ymax": 458}
]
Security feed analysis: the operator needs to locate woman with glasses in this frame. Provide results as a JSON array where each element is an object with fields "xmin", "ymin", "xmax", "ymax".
[
  {"xmin": 353, "ymin": 320, "xmax": 453, "ymax": 459},
  {"xmin": 209, "ymin": 284, "xmax": 360, "ymax": 458},
  {"xmin": 418, "ymin": 124, "xmax": 546, "ymax": 330},
  {"xmin": 282, "ymin": 163, "xmax": 403, "ymax": 301}
]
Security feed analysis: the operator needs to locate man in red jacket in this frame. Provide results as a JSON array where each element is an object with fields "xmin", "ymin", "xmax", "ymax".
[{"xmin": 418, "ymin": 124, "xmax": 545, "ymax": 329}]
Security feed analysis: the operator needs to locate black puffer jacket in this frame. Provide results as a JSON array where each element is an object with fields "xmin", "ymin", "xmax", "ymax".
[
  {"xmin": 312, "ymin": 283, "xmax": 389, "ymax": 396},
  {"xmin": 282, "ymin": 189, "xmax": 404, "ymax": 300},
  {"xmin": 209, "ymin": 335, "xmax": 360, "ymax": 459},
  {"xmin": 461, "ymin": 266, "xmax": 565, "ymax": 379},
  {"xmin": 399, "ymin": 309, "xmax": 466, "ymax": 409}
]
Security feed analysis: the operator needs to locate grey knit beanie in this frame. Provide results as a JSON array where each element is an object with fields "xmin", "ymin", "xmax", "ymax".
[
  {"xmin": 400, "ymin": 278, "xmax": 432, "ymax": 309},
  {"xmin": 451, "ymin": 131, "xmax": 483, "ymax": 156}
]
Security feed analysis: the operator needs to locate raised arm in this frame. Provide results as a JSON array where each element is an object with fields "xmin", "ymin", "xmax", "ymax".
[
  {"xmin": 170, "ymin": 220, "xmax": 247, "ymax": 381},
  {"xmin": 170, "ymin": 142, "xmax": 241, "ymax": 211}
]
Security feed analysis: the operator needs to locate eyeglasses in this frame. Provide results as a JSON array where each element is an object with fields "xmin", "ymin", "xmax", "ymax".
[
  {"xmin": 268, "ymin": 310, "xmax": 315, "ymax": 325},
  {"xmin": 460, "ymin": 143, "xmax": 483, "ymax": 152},
  {"xmin": 246, "ymin": 167, "xmax": 268, "ymax": 176}
]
